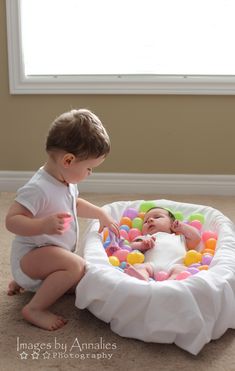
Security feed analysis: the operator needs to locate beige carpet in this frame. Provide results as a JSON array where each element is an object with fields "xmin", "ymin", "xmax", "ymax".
[{"xmin": 1, "ymin": 191, "xmax": 235, "ymax": 371}]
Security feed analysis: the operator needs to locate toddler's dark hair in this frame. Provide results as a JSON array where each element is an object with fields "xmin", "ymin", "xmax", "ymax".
[{"xmin": 46, "ymin": 109, "xmax": 110, "ymax": 160}]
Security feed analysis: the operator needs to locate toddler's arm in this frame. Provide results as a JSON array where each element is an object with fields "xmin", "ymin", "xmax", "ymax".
[
  {"xmin": 76, "ymin": 198, "xmax": 119, "ymax": 235},
  {"xmin": 171, "ymin": 220, "xmax": 201, "ymax": 249},
  {"xmin": 5, "ymin": 201, "xmax": 71, "ymax": 236}
]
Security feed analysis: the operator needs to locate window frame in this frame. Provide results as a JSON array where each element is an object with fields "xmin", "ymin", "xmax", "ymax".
[{"xmin": 6, "ymin": 0, "xmax": 235, "ymax": 95}]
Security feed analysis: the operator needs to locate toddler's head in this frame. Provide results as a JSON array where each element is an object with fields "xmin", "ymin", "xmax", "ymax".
[
  {"xmin": 46, "ymin": 108, "xmax": 110, "ymax": 160},
  {"xmin": 142, "ymin": 207, "xmax": 175, "ymax": 235}
]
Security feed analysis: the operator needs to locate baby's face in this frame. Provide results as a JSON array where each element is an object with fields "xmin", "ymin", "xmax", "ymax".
[{"xmin": 142, "ymin": 208, "xmax": 173, "ymax": 235}]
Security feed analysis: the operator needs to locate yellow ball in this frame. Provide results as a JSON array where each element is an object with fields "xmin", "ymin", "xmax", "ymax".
[
  {"xmin": 109, "ymin": 256, "xmax": 120, "ymax": 266},
  {"xmin": 127, "ymin": 251, "xmax": 145, "ymax": 265},
  {"xmin": 184, "ymin": 250, "xmax": 202, "ymax": 266}
]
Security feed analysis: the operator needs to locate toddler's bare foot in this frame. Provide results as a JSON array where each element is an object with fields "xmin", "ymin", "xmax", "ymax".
[
  {"xmin": 22, "ymin": 305, "xmax": 68, "ymax": 331},
  {"xmin": 8, "ymin": 280, "xmax": 24, "ymax": 295},
  {"xmin": 124, "ymin": 266, "xmax": 149, "ymax": 281}
]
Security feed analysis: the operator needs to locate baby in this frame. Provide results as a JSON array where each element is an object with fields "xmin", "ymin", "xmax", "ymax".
[{"xmin": 125, "ymin": 207, "xmax": 201, "ymax": 281}]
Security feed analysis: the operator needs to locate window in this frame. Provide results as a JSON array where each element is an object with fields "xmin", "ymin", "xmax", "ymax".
[{"xmin": 6, "ymin": 0, "xmax": 235, "ymax": 94}]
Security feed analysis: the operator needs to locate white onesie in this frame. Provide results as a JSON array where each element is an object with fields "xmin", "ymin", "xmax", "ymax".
[
  {"xmin": 143, "ymin": 232, "xmax": 186, "ymax": 273},
  {"xmin": 10, "ymin": 167, "xmax": 79, "ymax": 291}
]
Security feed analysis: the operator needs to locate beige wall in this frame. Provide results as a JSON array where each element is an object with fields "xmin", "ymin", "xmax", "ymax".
[{"xmin": 1, "ymin": 1, "xmax": 235, "ymax": 175}]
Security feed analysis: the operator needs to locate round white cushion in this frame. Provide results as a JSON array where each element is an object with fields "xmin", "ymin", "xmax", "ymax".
[{"xmin": 75, "ymin": 199, "xmax": 235, "ymax": 355}]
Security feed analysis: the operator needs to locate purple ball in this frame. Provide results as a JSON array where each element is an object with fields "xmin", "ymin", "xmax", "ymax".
[
  {"xmin": 202, "ymin": 254, "xmax": 213, "ymax": 266},
  {"xmin": 187, "ymin": 267, "xmax": 200, "ymax": 275},
  {"xmin": 123, "ymin": 208, "xmax": 139, "ymax": 220}
]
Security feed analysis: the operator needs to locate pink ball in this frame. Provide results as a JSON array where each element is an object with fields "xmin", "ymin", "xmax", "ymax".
[
  {"xmin": 175, "ymin": 271, "xmax": 192, "ymax": 280},
  {"xmin": 189, "ymin": 220, "xmax": 202, "ymax": 231},
  {"xmin": 113, "ymin": 249, "xmax": 129, "ymax": 262},
  {"xmin": 202, "ymin": 230, "xmax": 218, "ymax": 242},
  {"xmin": 128, "ymin": 228, "xmax": 142, "ymax": 241},
  {"xmin": 123, "ymin": 208, "xmax": 139, "ymax": 220},
  {"xmin": 119, "ymin": 229, "xmax": 129, "ymax": 240},
  {"xmin": 154, "ymin": 271, "xmax": 169, "ymax": 281}
]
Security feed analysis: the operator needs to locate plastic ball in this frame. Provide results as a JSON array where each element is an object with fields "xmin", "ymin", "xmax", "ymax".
[
  {"xmin": 139, "ymin": 201, "xmax": 156, "ymax": 213},
  {"xmin": 108, "ymin": 256, "xmax": 120, "ymax": 266},
  {"xmin": 120, "ymin": 217, "xmax": 132, "ymax": 228},
  {"xmin": 189, "ymin": 263, "xmax": 201, "ymax": 268},
  {"xmin": 132, "ymin": 217, "xmax": 143, "ymax": 231},
  {"xmin": 202, "ymin": 230, "xmax": 218, "ymax": 242},
  {"xmin": 128, "ymin": 228, "xmax": 142, "ymax": 241},
  {"xmin": 202, "ymin": 248, "xmax": 215, "ymax": 256},
  {"xmin": 102, "ymin": 228, "xmax": 109, "ymax": 242},
  {"xmin": 188, "ymin": 213, "xmax": 205, "ymax": 224},
  {"xmin": 106, "ymin": 246, "xmax": 119, "ymax": 257},
  {"xmin": 103, "ymin": 237, "xmax": 111, "ymax": 248},
  {"xmin": 122, "ymin": 245, "xmax": 132, "ymax": 251},
  {"xmin": 122, "ymin": 208, "xmax": 139, "ymax": 220},
  {"xmin": 119, "ymin": 229, "xmax": 129, "ymax": 240},
  {"xmin": 175, "ymin": 271, "xmax": 192, "ymax": 280},
  {"xmin": 113, "ymin": 249, "xmax": 129, "ymax": 262},
  {"xmin": 187, "ymin": 267, "xmax": 200, "ymax": 275},
  {"xmin": 127, "ymin": 250, "xmax": 145, "ymax": 265},
  {"xmin": 120, "ymin": 261, "xmax": 128, "ymax": 269},
  {"xmin": 184, "ymin": 250, "xmax": 202, "ymax": 266},
  {"xmin": 205, "ymin": 238, "xmax": 217, "ymax": 251},
  {"xmin": 173, "ymin": 211, "xmax": 184, "ymax": 221},
  {"xmin": 119, "ymin": 224, "xmax": 130, "ymax": 232},
  {"xmin": 189, "ymin": 220, "xmax": 203, "ymax": 231},
  {"xmin": 138, "ymin": 212, "xmax": 146, "ymax": 220},
  {"xmin": 202, "ymin": 253, "xmax": 213, "ymax": 266},
  {"xmin": 154, "ymin": 271, "xmax": 169, "ymax": 281},
  {"xmin": 198, "ymin": 265, "xmax": 209, "ymax": 271}
]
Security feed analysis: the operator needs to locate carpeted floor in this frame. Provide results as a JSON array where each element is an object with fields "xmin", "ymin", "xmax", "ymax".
[{"xmin": 1, "ymin": 191, "xmax": 235, "ymax": 371}]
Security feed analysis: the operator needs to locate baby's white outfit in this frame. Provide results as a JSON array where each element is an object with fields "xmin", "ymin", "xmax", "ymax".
[
  {"xmin": 143, "ymin": 232, "xmax": 186, "ymax": 273},
  {"xmin": 10, "ymin": 167, "xmax": 79, "ymax": 291}
]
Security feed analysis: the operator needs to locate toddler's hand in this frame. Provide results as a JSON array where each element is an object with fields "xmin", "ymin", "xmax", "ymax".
[
  {"xmin": 42, "ymin": 212, "xmax": 72, "ymax": 235},
  {"xmin": 98, "ymin": 210, "xmax": 119, "ymax": 237}
]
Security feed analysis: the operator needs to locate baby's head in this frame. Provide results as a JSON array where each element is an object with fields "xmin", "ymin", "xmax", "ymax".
[
  {"xmin": 142, "ymin": 207, "xmax": 175, "ymax": 235},
  {"xmin": 46, "ymin": 108, "xmax": 110, "ymax": 160}
]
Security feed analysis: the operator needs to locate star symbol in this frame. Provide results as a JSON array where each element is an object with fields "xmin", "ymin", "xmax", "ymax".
[
  {"xmin": 19, "ymin": 351, "xmax": 28, "ymax": 360},
  {"xmin": 42, "ymin": 351, "xmax": 51, "ymax": 359},
  {"xmin": 31, "ymin": 351, "xmax": 40, "ymax": 360}
]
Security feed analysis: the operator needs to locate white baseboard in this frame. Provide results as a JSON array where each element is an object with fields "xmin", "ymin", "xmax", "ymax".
[{"xmin": 1, "ymin": 171, "xmax": 235, "ymax": 195}]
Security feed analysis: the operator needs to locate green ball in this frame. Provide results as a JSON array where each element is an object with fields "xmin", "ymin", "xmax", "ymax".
[
  {"xmin": 188, "ymin": 213, "xmax": 205, "ymax": 224},
  {"xmin": 132, "ymin": 217, "xmax": 143, "ymax": 231},
  {"xmin": 173, "ymin": 211, "xmax": 184, "ymax": 221},
  {"xmin": 139, "ymin": 201, "xmax": 156, "ymax": 213}
]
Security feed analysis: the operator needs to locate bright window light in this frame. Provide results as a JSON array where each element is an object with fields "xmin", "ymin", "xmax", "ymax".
[{"xmin": 6, "ymin": 0, "xmax": 235, "ymax": 94}]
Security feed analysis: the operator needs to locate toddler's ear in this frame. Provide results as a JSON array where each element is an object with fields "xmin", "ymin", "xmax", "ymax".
[{"xmin": 63, "ymin": 153, "xmax": 75, "ymax": 167}]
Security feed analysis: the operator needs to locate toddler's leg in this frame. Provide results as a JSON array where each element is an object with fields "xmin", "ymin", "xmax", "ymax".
[
  {"xmin": 124, "ymin": 263, "xmax": 154, "ymax": 281},
  {"xmin": 20, "ymin": 246, "xmax": 85, "ymax": 331}
]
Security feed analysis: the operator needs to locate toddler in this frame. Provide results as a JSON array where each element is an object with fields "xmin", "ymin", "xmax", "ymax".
[
  {"xmin": 6, "ymin": 108, "xmax": 118, "ymax": 330},
  {"xmin": 125, "ymin": 207, "xmax": 201, "ymax": 281}
]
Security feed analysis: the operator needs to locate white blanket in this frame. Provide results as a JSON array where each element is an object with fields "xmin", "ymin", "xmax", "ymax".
[{"xmin": 75, "ymin": 199, "xmax": 235, "ymax": 355}]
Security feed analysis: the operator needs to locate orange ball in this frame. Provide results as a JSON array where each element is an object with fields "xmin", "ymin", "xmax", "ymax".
[
  {"xmin": 205, "ymin": 238, "xmax": 217, "ymax": 251},
  {"xmin": 198, "ymin": 265, "xmax": 209, "ymax": 271},
  {"xmin": 138, "ymin": 212, "xmax": 146, "ymax": 220},
  {"xmin": 103, "ymin": 228, "xmax": 109, "ymax": 242},
  {"xmin": 120, "ymin": 217, "xmax": 132, "ymax": 228},
  {"xmin": 202, "ymin": 249, "xmax": 215, "ymax": 256}
]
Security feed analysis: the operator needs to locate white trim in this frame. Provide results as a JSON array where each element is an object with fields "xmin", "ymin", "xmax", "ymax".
[
  {"xmin": 5, "ymin": 0, "xmax": 235, "ymax": 95},
  {"xmin": 1, "ymin": 171, "xmax": 235, "ymax": 195}
]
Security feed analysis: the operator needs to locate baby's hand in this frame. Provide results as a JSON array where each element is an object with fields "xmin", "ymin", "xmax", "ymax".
[
  {"xmin": 171, "ymin": 220, "xmax": 184, "ymax": 234},
  {"xmin": 42, "ymin": 212, "xmax": 72, "ymax": 235},
  {"xmin": 132, "ymin": 236, "xmax": 156, "ymax": 252}
]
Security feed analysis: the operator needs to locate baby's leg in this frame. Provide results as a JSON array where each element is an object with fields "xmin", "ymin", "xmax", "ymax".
[
  {"xmin": 168, "ymin": 264, "xmax": 186, "ymax": 280},
  {"xmin": 7, "ymin": 280, "xmax": 24, "ymax": 295},
  {"xmin": 125, "ymin": 263, "xmax": 154, "ymax": 281},
  {"xmin": 20, "ymin": 246, "xmax": 85, "ymax": 331}
]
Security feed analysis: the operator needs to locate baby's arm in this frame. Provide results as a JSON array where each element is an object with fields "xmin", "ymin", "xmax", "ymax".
[
  {"xmin": 5, "ymin": 201, "xmax": 70, "ymax": 236},
  {"xmin": 76, "ymin": 198, "xmax": 119, "ymax": 235},
  {"xmin": 171, "ymin": 220, "xmax": 201, "ymax": 249},
  {"xmin": 130, "ymin": 236, "xmax": 155, "ymax": 252}
]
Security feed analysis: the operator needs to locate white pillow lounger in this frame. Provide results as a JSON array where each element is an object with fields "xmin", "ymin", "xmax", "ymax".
[{"xmin": 75, "ymin": 199, "xmax": 235, "ymax": 355}]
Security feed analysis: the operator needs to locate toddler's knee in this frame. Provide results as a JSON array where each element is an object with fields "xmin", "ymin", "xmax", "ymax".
[{"xmin": 70, "ymin": 255, "xmax": 86, "ymax": 282}]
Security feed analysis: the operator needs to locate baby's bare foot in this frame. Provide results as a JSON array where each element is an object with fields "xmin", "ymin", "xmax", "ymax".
[
  {"xmin": 8, "ymin": 280, "xmax": 24, "ymax": 295},
  {"xmin": 124, "ymin": 266, "xmax": 149, "ymax": 281},
  {"xmin": 22, "ymin": 305, "xmax": 68, "ymax": 331}
]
